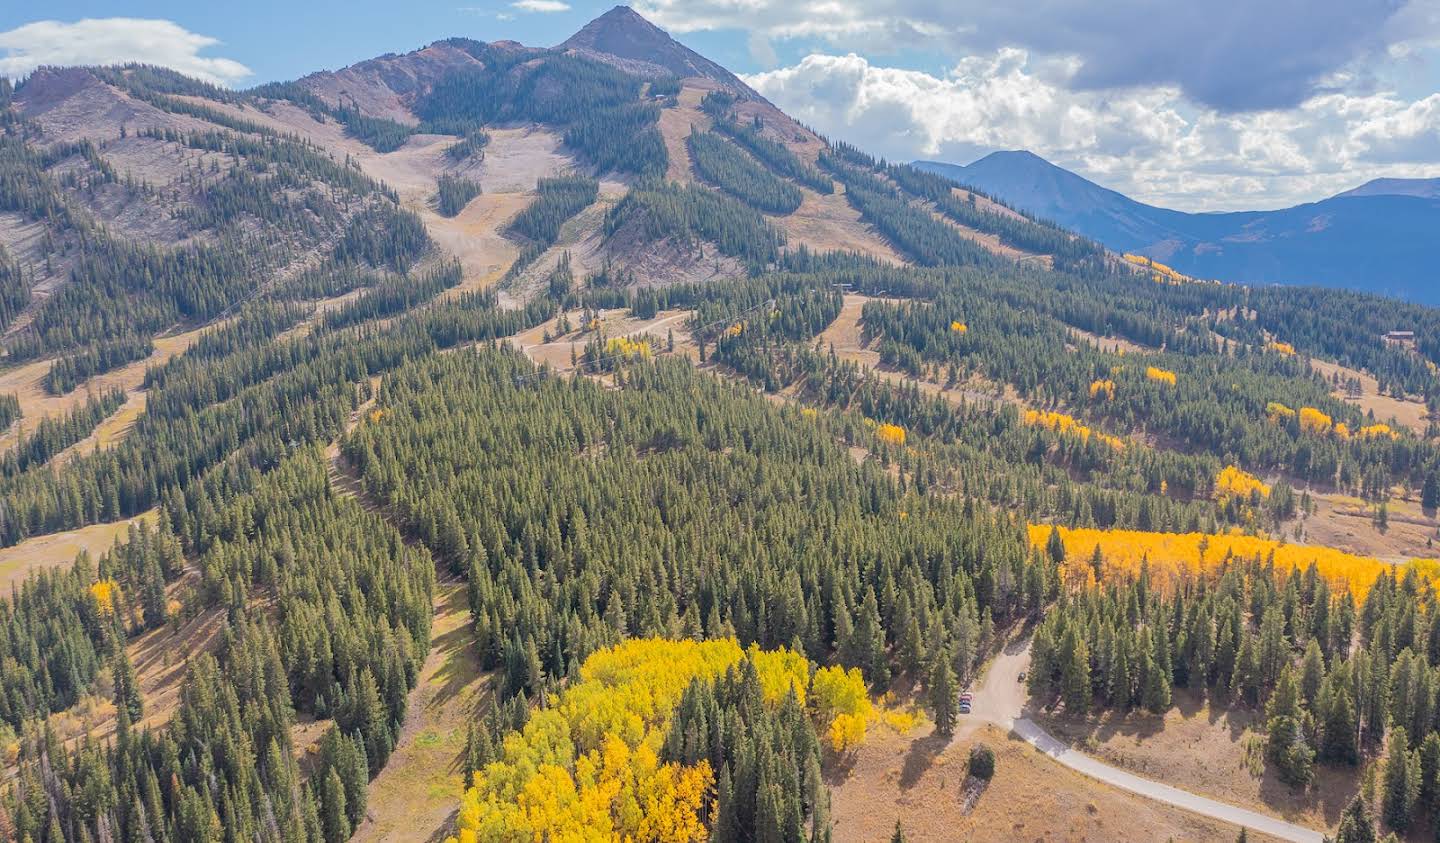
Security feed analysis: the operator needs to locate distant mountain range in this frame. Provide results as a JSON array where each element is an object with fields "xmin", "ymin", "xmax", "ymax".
[{"xmin": 914, "ymin": 152, "xmax": 1440, "ymax": 303}]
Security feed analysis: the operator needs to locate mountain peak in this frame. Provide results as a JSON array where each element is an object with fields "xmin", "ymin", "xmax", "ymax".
[
  {"xmin": 1335, "ymin": 177, "xmax": 1440, "ymax": 201},
  {"xmin": 560, "ymin": 5, "xmax": 749, "ymax": 91}
]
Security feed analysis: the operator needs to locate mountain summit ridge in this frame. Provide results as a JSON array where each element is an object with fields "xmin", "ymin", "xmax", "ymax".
[
  {"xmin": 559, "ymin": 5, "xmax": 752, "ymax": 92},
  {"xmin": 915, "ymin": 152, "xmax": 1440, "ymax": 303}
]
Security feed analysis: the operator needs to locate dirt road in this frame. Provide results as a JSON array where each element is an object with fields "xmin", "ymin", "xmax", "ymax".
[{"xmin": 966, "ymin": 638, "xmax": 1325, "ymax": 843}]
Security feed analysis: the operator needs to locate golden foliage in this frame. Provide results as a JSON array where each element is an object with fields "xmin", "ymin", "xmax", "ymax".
[
  {"xmin": 875, "ymin": 423, "xmax": 906, "ymax": 446},
  {"xmin": 605, "ymin": 336, "xmax": 653, "ymax": 361},
  {"xmin": 89, "ymin": 579, "xmax": 119, "ymax": 616},
  {"xmin": 450, "ymin": 638, "xmax": 862, "ymax": 842},
  {"xmin": 1088, "ymin": 379, "xmax": 1116, "ymax": 400},
  {"xmin": 1023, "ymin": 409, "xmax": 1124, "ymax": 451},
  {"xmin": 1145, "ymin": 366, "xmax": 1177, "ymax": 386},
  {"xmin": 1029, "ymin": 525, "xmax": 1437, "ymax": 602},
  {"xmin": 723, "ymin": 322, "xmax": 744, "ymax": 338},
  {"xmin": 1298, "ymin": 406, "xmax": 1333, "ymax": 435},
  {"xmin": 1213, "ymin": 465, "xmax": 1270, "ymax": 504},
  {"xmin": 950, "ymin": 321, "xmax": 968, "ymax": 333},
  {"xmin": 812, "ymin": 665, "xmax": 872, "ymax": 753},
  {"xmin": 1267, "ymin": 341, "xmax": 1296, "ymax": 356},
  {"xmin": 1357, "ymin": 423, "xmax": 1399, "ymax": 440},
  {"xmin": 1122, "ymin": 253, "xmax": 1190, "ymax": 284},
  {"xmin": 1267, "ymin": 402, "xmax": 1296, "ymax": 422}
]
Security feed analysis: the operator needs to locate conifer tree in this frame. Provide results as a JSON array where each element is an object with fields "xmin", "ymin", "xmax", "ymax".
[
  {"xmin": 1381, "ymin": 727, "xmax": 1419, "ymax": 832},
  {"xmin": 929, "ymin": 644, "xmax": 959, "ymax": 738}
]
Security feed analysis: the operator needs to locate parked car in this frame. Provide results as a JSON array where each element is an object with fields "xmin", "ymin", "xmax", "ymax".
[
  {"xmin": 959, "ymin": 701, "xmax": 972, "ymax": 714},
  {"xmin": 1017, "ymin": 671, "xmax": 1026, "ymax": 682}
]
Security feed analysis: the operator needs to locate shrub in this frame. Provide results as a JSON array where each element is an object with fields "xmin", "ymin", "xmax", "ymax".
[{"xmin": 968, "ymin": 743, "xmax": 995, "ymax": 780}]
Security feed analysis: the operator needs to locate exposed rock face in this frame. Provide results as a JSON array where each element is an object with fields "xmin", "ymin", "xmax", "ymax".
[{"xmin": 560, "ymin": 5, "xmax": 750, "ymax": 91}]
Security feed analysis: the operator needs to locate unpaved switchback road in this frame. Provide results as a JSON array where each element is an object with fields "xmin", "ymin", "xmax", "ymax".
[{"xmin": 968, "ymin": 638, "xmax": 1325, "ymax": 843}]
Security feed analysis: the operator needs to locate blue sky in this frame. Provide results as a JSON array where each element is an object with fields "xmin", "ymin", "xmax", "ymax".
[{"xmin": 3, "ymin": 1, "xmax": 1439, "ymax": 210}]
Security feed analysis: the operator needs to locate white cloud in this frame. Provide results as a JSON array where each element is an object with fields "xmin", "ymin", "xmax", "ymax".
[
  {"xmin": 0, "ymin": 18, "xmax": 251, "ymax": 87},
  {"xmin": 511, "ymin": 0, "xmax": 571, "ymax": 12},
  {"xmin": 744, "ymin": 51, "xmax": 1440, "ymax": 211},
  {"xmin": 639, "ymin": 0, "xmax": 1434, "ymax": 113}
]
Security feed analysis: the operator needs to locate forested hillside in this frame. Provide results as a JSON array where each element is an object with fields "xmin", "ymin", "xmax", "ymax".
[{"xmin": 1, "ymin": 7, "xmax": 1439, "ymax": 843}]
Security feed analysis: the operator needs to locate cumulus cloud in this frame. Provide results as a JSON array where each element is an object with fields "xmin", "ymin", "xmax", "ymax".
[
  {"xmin": 744, "ymin": 50, "xmax": 1440, "ymax": 210},
  {"xmin": 511, "ymin": 0, "xmax": 571, "ymax": 12},
  {"xmin": 639, "ymin": 0, "xmax": 1429, "ymax": 113},
  {"xmin": 0, "ymin": 18, "xmax": 251, "ymax": 87}
]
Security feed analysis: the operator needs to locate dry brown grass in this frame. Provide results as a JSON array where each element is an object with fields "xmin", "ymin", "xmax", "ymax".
[
  {"xmin": 657, "ymin": 86, "xmax": 711, "ymax": 183},
  {"xmin": 1037, "ymin": 688, "xmax": 1355, "ymax": 835},
  {"xmin": 1311, "ymin": 357, "xmax": 1430, "ymax": 436},
  {"xmin": 830, "ymin": 721, "xmax": 1273, "ymax": 842},
  {"xmin": 0, "ymin": 321, "xmax": 211, "ymax": 455},
  {"xmin": 780, "ymin": 186, "xmax": 904, "ymax": 265},
  {"xmin": 351, "ymin": 580, "xmax": 491, "ymax": 843},
  {"xmin": 815, "ymin": 293, "xmax": 1021, "ymax": 412},
  {"xmin": 1290, "ymin": 490, "xmax": 1440, "ymax": 562},
  {"xmin": 39, "ymin": 595, "xmax": 228, "ymax": 758},
  {"xmin": 0, "ymin": 510, "xmax": 158, "ymax": 593}
]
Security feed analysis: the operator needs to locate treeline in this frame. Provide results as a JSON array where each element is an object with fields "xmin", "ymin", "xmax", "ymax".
[
  {"xmin": 415, "ymin": 49, "xmax": 667, "ymax": 178},
  {"xmin": 2, "ymin": 447, "xmax": 433, "ymax": 843},
  {"xmin": 2, "ymin": 387, "xmax": 126, "ymax": 477},
  {"xmin": 320, "ymin": 261, "xmax": 462, "ymax": 331},
  {"xmin": 886, "ymin": 163, "xmax": 1103, "ymax": 269},
  {"xmin": 1030, "ymin": 533, "xmax": 1440, "ymax": 837},
  {"xmin": 0, "ymin": 393, "xmax": 19, "ymax": 431},
  {"xmin": 606, "ymin": 181, "xmax": 785, "ymax": 265},
  {"xmin": 43, "ymin": 334, "xmax": 152, "ymax": 395},
  {"xmin": 819, "ymin": 153, "xmax": 998, "ymax": 268},
  {"xmin": 506, "ymin": 175, "xmax": 599, "ymax": 260},
  {"xmin": 435, "ymin": 173, "xmax": 482, "ymax": 217},
  {"xmin": 688, "ymin": 129, "xmax": 804, "ymax": 215},
  {"xmin": 701, "ymin": 93, "xmax": 833, "ymax": 194}
]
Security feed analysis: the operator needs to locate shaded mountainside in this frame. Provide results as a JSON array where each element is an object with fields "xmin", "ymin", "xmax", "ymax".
[{"xmin": 916, "ymin": 152, "xmax": 1440, "ymax": 303}]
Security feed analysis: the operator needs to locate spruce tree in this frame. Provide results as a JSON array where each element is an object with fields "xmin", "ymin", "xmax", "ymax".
[
  {"xmin": 1381, "ymin": 727, "xmax": 1419, "ymax": 832},
  {"xmin": 929, "ymin": 644, "xmax": 959, "ymax": 738}
]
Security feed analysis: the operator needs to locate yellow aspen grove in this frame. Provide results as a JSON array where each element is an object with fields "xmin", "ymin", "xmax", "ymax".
[
  {"xmin": 811, "ymin": 665, "xmax": 873, "ymax": 752},
  {"xmin": 950, "ymin": 320, "xmax": 968, "ymax": 333},
  {"xmin": 1023, "ymin": 409, "xmax": 1124, "ymax": 450},
  {"xmin": 1267, "ymin": 402, "xmax": 1296, "ymax": 422},
  {"xmin": 1267, "ymin": 341, "xmax": 1296, "ymax": 355},
  {"xmin": 1122, "ymin": 253, "xmax": 1186, "ymax": 283},
  {"xmin": 89, "ymin": 579, "xmax": 119, "ymax": 615},
  {"xmin": 1088, "ymin": 378, "xmax": 1116, "ymax": 400},
  {"xmin": 605, "ymin": 336, "xmax": 653, "ymax": 360},
  {"xmin": 1298, "ymin": 406, "xmax": 1333, "ymax": 434},
  {"xmin": 1358, "ymin": 422, "xmax": 1400, "ymax": 440},
  {"xmin": 1335, "ymin": 422, "xmax": 1351, "ymax": 439},
  {"xmin": 875, "ymin": 422, "xmax": 906, "ymax": 446},
  {"xmin": 1028, "ymin": 525, "xmax": 1439, "ymax": 601},
  {"xmin": 449, "ymin": 639, "xmax": 867, "ymax": 843},
  {"xmin": 1145, "ymin": 366, "xmax": 1177, "ymax": 386},
  {"xmin": 1213, "ymin": 465, "xmax": 1270, "ymax": 504},
  {"xmin": 723, "ymin": 322, "xmax": 744, "ymax": 338}
]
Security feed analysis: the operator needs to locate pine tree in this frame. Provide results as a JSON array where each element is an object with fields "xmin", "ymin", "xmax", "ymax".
[
  {"xmin": 1321, "ymin": 684, "xmax": 1360, "ymax": 766},
  {"xmin": 890, "ymin": 820, "xmax": 908, "ymax": 843},
  {"xmin": 1381, "ymin": 727, "xmax": 1419, "ymax": 832},
  {"xmin": 1144, "ymin": 626, "xmax": 1172, "ymax": 713},
  {"xmin": 929, "ymin": 644, "xmax": 959, "ymax": 738},
  {"xmin": 320, "ymin": 768, "xmax": 348, "ymax": 843},
  {"xmin": 1333, "ymin": 794, "xmax": 1375, "ymax": 843},
  {"xmin": 1062, "ymin": 630, "xmax": 1091, "ymax": 715}
]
